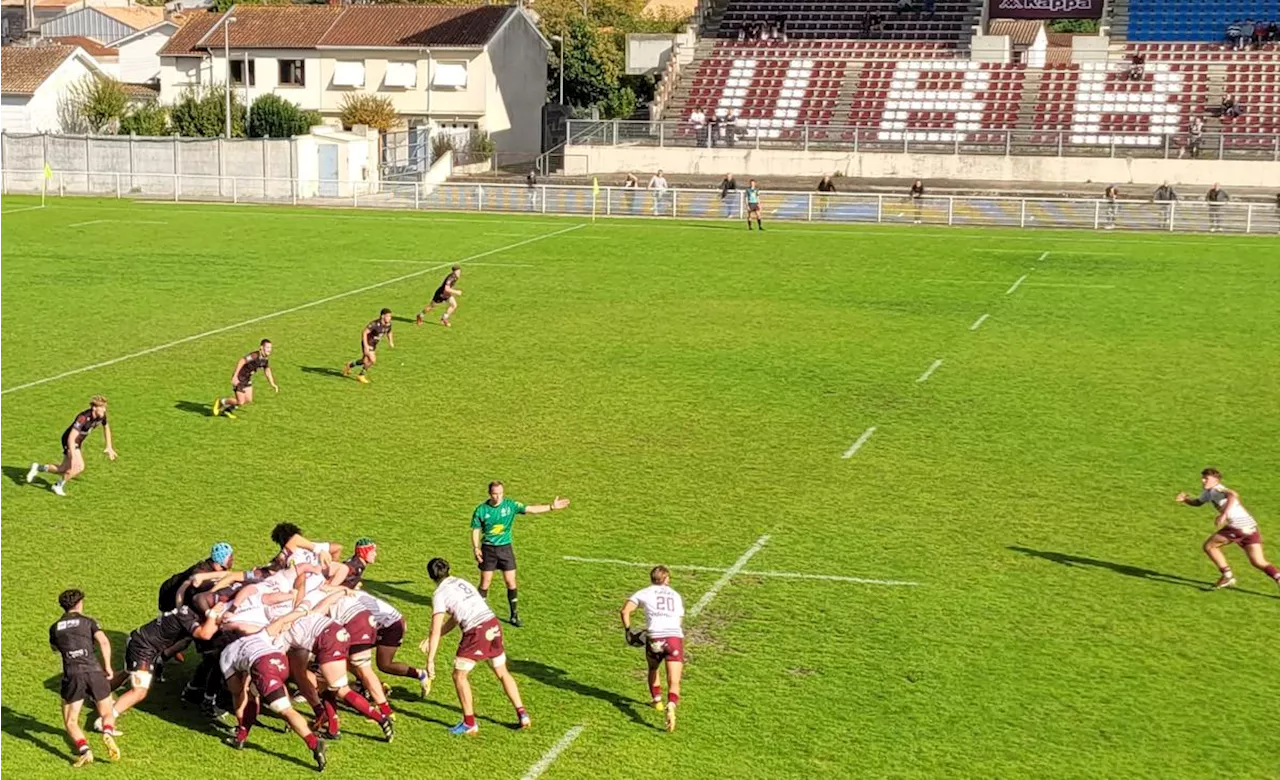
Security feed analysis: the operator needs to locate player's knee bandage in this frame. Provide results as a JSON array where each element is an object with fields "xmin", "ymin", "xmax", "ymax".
[
  {"xmin": 130, "ymin": 671, "xmax": 153, "ymax": 690},
  {"xmin": 490, "ymin": 653, "xmax": 508, "ymax": 669},
  {"xmin": 262, "ymin": 689, "xmax": 291, "ymax": 713},
  {"xmin": 453, "ymin": 658, "xmax": 476, "ymax": 672},
  {"xmin": 350, "ymin": 650, "xmax": 372, "ymax": 667},
  {"xmin": 328, "ymin": 676, "xmax": 349, "ymax": 691}
]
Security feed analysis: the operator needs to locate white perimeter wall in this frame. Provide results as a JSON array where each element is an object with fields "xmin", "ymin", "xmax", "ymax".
[{"xmin": 565, "ymin": 145, "xmax": 1280, "ymax": 188}]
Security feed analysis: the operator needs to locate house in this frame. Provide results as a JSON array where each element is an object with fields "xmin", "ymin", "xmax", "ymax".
[
  {"xmin": 988, "ymin": 19, "xmax": 1048, "ymax": 67},
  {"xmin": 158, "ymin": 4, "xmax": 550, "ymax": 157},
  {"xmin": 0, "ymin": 42, "xmax": 104, "ymax": 131},
  {"xmin": 39, "ymin": 4, "xmax": 164, "ymax": 42},
  {"xmin": 48, "ymin": 34, "xmax": 117, "ymax": 74}
]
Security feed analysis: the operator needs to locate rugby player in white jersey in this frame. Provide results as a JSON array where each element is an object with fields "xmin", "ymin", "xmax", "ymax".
[
  {"xmin": 216, "ymin": 606, "xmax": 328, "ymax": 770},
  {"xmin": 1176, "ymin": 467, "xmax": 1280, "ymax": 590},
  {"xmin": 621, "ymin": 566, "xmax": 685, "ymax": 732},
  {"xmin": 420, "ymin": 557, "xmax": 530, "ymax": 735}
]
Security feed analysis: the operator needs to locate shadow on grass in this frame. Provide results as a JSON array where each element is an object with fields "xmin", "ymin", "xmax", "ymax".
[
  {"xmin": 174, "ymin": 400, "xmax": 212, "ymax": 417},
  {"xmin": 361, "ymin": 579, "xmax": 432, "ymax": 608},
  {"xmin": 2, "ymin": 465, "xmax": 36, "ymax": 487},
  {"xmin": 509, "ymin": 659, "xmax": 659, "ymax": 731},
  {"xmin": 0, "ymin": 705, "xmax": 71, "ymax": 763},
  {"xmin": 390, "ymin": 315, "xmax": 417, "ymax": 324},
  {"xmin": 300, "ymin": 366, "xmax": 349, "ymax": 380},
  {"xmin": 1008, "ymin": 546, "xmax": 1280, "ymax": 599},
  {"xmin": 243, "ymin": 738, "xmax": 315, "ymax": 770}
]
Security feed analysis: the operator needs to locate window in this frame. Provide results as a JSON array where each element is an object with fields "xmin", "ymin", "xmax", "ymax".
[
  {"xmin": 432, "ymin": 61, "xmax": 468, "ymax": 89},
  {"xmin": 333, "ymin": 60, "xmax": 364, "ymax": 88},
  {"xmin": 279, "ymin": 59, "xmax": 305, "ymax": 87},
  {"xmin": 229, "ymin": 59, "xmax": 255, "ymax": 87},
  {"xmin": 384, "ymin": 61, "xmax": 417, "ymax": 89}
]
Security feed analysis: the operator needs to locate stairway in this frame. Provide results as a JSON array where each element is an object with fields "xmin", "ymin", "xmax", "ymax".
[
  {"xmin": 661, "ymin": 38, "xmax": 720, "ymax": 121},
  {"xmin": 829, "ymin": 60, "xmax": 866, "ymax": 130},
  {"xmin": 1014, "ymin": 67, "xmax": 1045, "ymax": 134},
  {"xmin": 1107, "ymin": 0, "xmax": 1130, "ymax": 45}
]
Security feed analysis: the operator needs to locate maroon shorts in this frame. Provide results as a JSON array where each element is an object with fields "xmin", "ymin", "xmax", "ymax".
[
  {"xmin": 456, "ymin": 617, "xmax": 504, "ymax": 663},
  {"xmin": 344, "ymin": 611, "xmax": 377, "ymax": 652},
  {"xmin": 646, "ymin": 635, "xmax": 685, "ymax": 664},
  {"xmin": 1218, "ymin": 525, "xmax": 1263, "ymax": 547},
  {"xmin": 314, "ymin": 621, "xmax": 349, "ymax": 664},
  {"xmin": 250, "ymin": 653, "xmax": 291, "ymax": 705},
  {"xmin": 376, "ymin": 617, "xmax": 406, "ymax": 648}
]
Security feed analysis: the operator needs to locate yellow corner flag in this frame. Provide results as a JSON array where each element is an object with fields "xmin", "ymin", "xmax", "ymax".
[{"xmin": 44, "ymin": 162, "xmax": 53, "ymax": 180}]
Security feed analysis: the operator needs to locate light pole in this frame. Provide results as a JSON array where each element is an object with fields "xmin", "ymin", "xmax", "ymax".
[
  {"xmin": 551, "ymin": 34, "xmax": 565, "ymax": 106},
  {"xmin": 223, "ymin": 15, "xmax": 237, "ymax": 138}
]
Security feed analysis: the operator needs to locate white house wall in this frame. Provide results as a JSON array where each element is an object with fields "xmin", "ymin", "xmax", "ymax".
[
  {"xmin": 485, "ymin": 14, "xmax": 547, "ymax": 157},
  {"xmin": 118, "ymin": 28, "xmax": 173, "ymax": 84},
  {"xmin": 7, "ymin": 51, "xmax": 101, "ymax": 132}
]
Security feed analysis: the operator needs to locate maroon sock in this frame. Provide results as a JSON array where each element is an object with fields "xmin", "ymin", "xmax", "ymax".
[
  {"xmin": 377, "ymin": 701, "xmax": 392, "ymax": 717},
  {"xmin": 320, "ymin": 692, "xmax": 340, "ymax": 735},
  {"xmin": 241, "ymin": 698, "xmax": 260, "ymax": 734},
  {"xmin": 668, "ymin": 692, "xmax": 680, "ymax": 705},
  {"xmin": 303, "ymin": 732, "xmax": 318, "ymax": 750},
  {"xmin": 463, "ymin": 714, "xmax": 476, "ymax": 728},
  {"xmin": 516, "ymin": 707, "xmax": 527, "ymax": 718},
  {"xmin": 341, "ymin": 689, "xmax": 380, "ymax": 722},
  {"xmin": 406, "ymin": 666, "xmax": 422, "ymax": 678},
  {"xmin": 649, "ymin": 685, "xmax": 662, "ymax": 700},
  {"xmin": 1264, "ymin": 564, "xmax": 1280, "ymax": 581}
]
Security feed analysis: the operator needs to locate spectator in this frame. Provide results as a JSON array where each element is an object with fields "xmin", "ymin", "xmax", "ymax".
[
  {"xmin": 723, "ymin": 113, "xmax": 737, "ymax": 147},
  {"xmin": 526, "ymin": 169, "xmax": 538, "ymax": 211},
  {"xmin": 909, "ymin": 179, "xmax": 925, "ymax": 224},
  {"xmin": 1103, "ymin": 184, "xmax": 1119, "ymax": 229},
  {"xmin": 1221, "ymin": 94, "xmax": 1243, "ymax": 119},
  {"xmin": 1205, "ymin": 183, "xmax": 1228, "ymax": 232},
  {"xmin": 816, "ymin": 174, "xmax": 836, "ymax": 216},
  {"xmin": 1186, "ymin": 115, "xmax": 1204, "ymax": 159},
  {"xmin": 1253, "ymin": 19, "xmax": 1266, "ymax": 47},
  {"xmin": 895, "ymin": 0, "xmax": 913, "ymax": 16},
  {"xmin": 689, "ymin": 107, "xmax": 706, "ymax": 147},
  {"xmin": 871, "ymin": 13, "xmax": 885, "ymax": 33},
  {"xmin": 922, "ymin": 0, "xmax": 935, "ymax": 18},
  {"xmin": 1226, "ymin": 19, "xmax": 1242, "ymax": 49},
  {"xmin": 648, "ymin": 169, "xmax": 669, "ymax": 215},
  {"xmin": 719, "ymin": 172, "xmax": 737, "ymax": 218},
  {"xmin": 860, "ymin": 9, "xmax": 873, "ymax": 36},
  {"xmin": 707, "ymin": 115, "xmax": 720, "ymax": 148},
  {"xmin": 1267, "ymin": 21, "xmax": 1278, "ymax": 43},
  {"xmin": 622, "ymin": 172, "xmax": 638, "ymax": 188},
  {"xmin": 1240, "ymin": 19, "xmax": 1255, "ymax": 50},
  {"xmin": 1153, "ymin": 181, "xmax": 1178, "ymax": 229},
  {"xmin": 774, "ymin": 14, "xmax": 787, "ymax": 43},
  {"xmin": 736, "ymin": 24, "xmax": 746, "ymax": 42},
  {"xmin": 1128, "ymin": 52, "xmax": 1145, "ymax": 81},
  {"xmin": 622, "ymin": 171, "xmax": 639, "ymax": 212}
]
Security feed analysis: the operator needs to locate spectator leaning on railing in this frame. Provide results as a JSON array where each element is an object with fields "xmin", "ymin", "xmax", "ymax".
[
  {"xmin": 1226, "ymin": 20, "xmax": 1242, "ymax": 49},
  {"xmin": 648, "ymin": 169, "xmax": 669, "ymax": 215},
  {"xmin": 1185, "ymin": 116, "xmax": 1204, "ymax": 158},
  {"xmin": 909, "ymin": 180, "xmax": 925, "ymax": 224},
  {"xmin": 817, "ymin": 175, "xmax": 837, "ymax": 216},
  {"xmin": 719, "ymin": 173, "xmax": 737, "ymax": 218},
  {"xmin": 1103, "ymin": 185, "xmax": 1120, "ymax": 229},
  {"xmin": 1205, "ymin": 184, "xmax": 1229, "ymax": 233},
  {"xmin": 1153, "ymin": 181, "xmax": 1178, "ymax": 229}
]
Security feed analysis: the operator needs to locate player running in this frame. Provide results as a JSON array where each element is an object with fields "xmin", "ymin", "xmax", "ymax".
[
  {"xmin": 342, "ymin": 308, "xmax": 394, "ymax": 384},
  {"xmin": 745, "ymin": 179, "xmax": 764, "ymax": 230},
  {"xmin": 50, "ymin": 589, "xmax": 121, "ymax": 766},
  {"xmin": 1176, "ymin": 468, "xmax": 1280, "ymax": 590},
  {"xmin": 621, "ymin": 566, "xmax": 685, "ymax": 732},
  {"xmin": 27, "ymin": 395, "xmax": 117, "ymax": 496},
  {"xmin": 471, "ymin": 481, "xmax": 570, "ymax": 627},
  {"xmin": 421, "ymin": 557, "xmax": 530, "ymax": 735},
  {"xmin": 417, "ymin": 266, "xmax": 462, "ymax": 327},
  {"xmin": 213, "ymin": 339, "xmax": 277, "ymax": 419}
]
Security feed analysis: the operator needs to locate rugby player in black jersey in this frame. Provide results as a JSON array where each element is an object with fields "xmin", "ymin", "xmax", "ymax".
[
  {"xmin": 27, "ymin": 395, "xmax": 117, "ymax": 496},
  {"xmin": 214, "ymin": 339, "xmax": 278, "ymax": 418},
  {"xmin": 417, "ymin": 266, "xmax": 462, "ymax": 327},
  {"xmin": 342, "ymin": 309, "xmax": 394, "ymax": 384},
  {"xmin": 50, "ymin": 589, "xmax": 120, "ymax": 766}
]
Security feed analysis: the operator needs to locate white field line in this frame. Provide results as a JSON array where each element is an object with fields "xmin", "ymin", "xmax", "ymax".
[
  {"xmin": 1, "ymin": 205, "xmax": 46, "ymax": 215},
  {"xmin": 842, "ymin": 426, "xmax": 877, "ymax": 459},
  {"xmin": 562, "ymin": 556, "xmax": 921, "ymax": 586},
  {"xmin": 1037, "ymin": 251, "xmax": 1050, "ymax": 262},
  {"xmin": 463, "ymin": 262, "xmax": 535, "ymax": 268},
  {"xmin": 67, "ymin": 219, "xmax": 109, "ymax": 227},
  {"xmin": 925, "ymin": 279, "xmax": 1114, "ymax": 290},
  {"xmin": 916, "ymin": 359, "xmax": 943, "ymax": 383},
  {"xmin": 1005, "ymin": 273, "xmax": 1030, "ymax": 295},
  {"xmin": 970, "ymin": 313, "xmax": 990, "ymax": 331},
  {"xmin": 688, "ymin": 534, "xmax": 770, "ymax": 619},
  {"xmin": 521, "ymin": 725, "xmax": 585, "ymax": 780},
  {"xmin": 1, "ymin": 223, "xmax": 585, "ymax": 395}
]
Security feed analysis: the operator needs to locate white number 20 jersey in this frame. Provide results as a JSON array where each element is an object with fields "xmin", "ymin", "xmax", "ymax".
[{"xmin": 629, "ymin": 585, "xmax": 684, "ymax": 639}]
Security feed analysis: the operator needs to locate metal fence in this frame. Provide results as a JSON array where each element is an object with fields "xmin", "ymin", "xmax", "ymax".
[
  {"xmin": 4, "ymin": 168, "xmax": 1278, "ymax": 235},
  {"xmin": 566, "ymin": 120, "xmax": 1280, "ymax": 161}
]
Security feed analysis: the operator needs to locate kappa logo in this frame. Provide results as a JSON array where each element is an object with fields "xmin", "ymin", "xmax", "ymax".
[
  {"xmin": 484, "ymin": 626, "xmax": 500, "ymax": 641},
  {"xmin": 336, "ymin": 629, "xmax": 350, "ymax": 642}
]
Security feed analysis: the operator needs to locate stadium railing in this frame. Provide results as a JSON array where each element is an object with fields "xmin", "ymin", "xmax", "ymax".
[
  {"xmin": 3, "ymin": 168, "xmax": 1278, "ymax": 235},
  {"xmin": 568, "ymin": 120, "xmax": 1280, "ymax": 161}
]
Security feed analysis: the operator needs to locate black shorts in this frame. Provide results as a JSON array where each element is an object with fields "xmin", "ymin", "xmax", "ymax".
[
  {"xmin": 432, "ymin": 290, "xmax": 450, "ymax": 304},
  {"xmin": 363, "ymin": 341, "xmax": 380, "ymax": 354},
  {"xmin": 61, "ymin": 668, "xmax": 111, "ymax": 704},
  {"xmin": 747, "ymin": 202, "xmax": 760, "ymax": 213},
  {"xmin": 232, "ymin": 378, "xmax": 252, "ymax": 393},
  {"xmin": 125, "ymin": 636, "xmax": 161, "ymax": 673},
  {"xmin": 61, "ymin": 431, "xmax": 80, "ymax": 459},
  {"xmin": 479, "ymin": 544, "xmax": 517, "ymax": 572}
]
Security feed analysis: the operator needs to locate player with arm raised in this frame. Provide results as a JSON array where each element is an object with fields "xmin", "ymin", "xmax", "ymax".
[
  {"xmin": 50, "ymin": 589, "xmax": 121, "ymax": 766},
  {"xmin": 27, "ymin": 395, "xmax": 117, "ymax": 496},
  {"xmin": 421, "ymin": 557, "xmax": 530, "ymax": 735},
  {"xmin": 621, "ymin": 566, "xmax": 685, "ymax": 732},
  {"xmin": 213, "ymin": 339, "xmax": 277, "ymax": 419},
  {"xmin": 418, "ymin": 265, "xmax": 462, "ymax": 327},
  {"xmin": 1176, "ymin": 467, "xmax": 1280, "ymax": 590},
  {"xmin": 471, "ymin": 480, "xmax": 570, "ymax": 627},
  {"xmin": 342, "ymin": 308, "xmax": 394, "ymax": 384}
]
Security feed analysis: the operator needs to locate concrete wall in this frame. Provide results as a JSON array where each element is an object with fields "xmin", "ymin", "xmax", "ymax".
[
  {"xmin": 563, "ymin": 144, "xmax": 1280, "ymax": 188},
  {"xmin": 626, "ymin": 33, "xmax": 676, "ymax": 75}
]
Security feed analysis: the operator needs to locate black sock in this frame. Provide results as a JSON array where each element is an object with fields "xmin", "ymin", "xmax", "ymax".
[
  {"xmin": 478, "ymin": 588, "xmax": 488, "ymax": 599},
  {"xmin": 507, "ymin": 589, "xmax": 518, "ymax": 615},
  {"xmin": 223, "ymin": 402, "xmax": 237, "ymax": 413}
]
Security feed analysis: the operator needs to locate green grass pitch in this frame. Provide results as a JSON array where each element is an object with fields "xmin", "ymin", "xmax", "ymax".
[{"xmin": 2, "ymin": 195, "xmax": 1278, "ymax": 779}]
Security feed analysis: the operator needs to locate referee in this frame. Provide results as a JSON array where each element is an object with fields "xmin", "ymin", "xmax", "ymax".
[{"xmin": 471, "ymin": 480, "xmax": 569, "ymax": 627}]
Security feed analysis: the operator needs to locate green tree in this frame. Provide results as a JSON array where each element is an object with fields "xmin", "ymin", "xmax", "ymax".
[
  {"xmin": 1046, "ymin": 19, "xmax": 1100, "ymax": 33},
  {"xmin": 61, "ymin": 75, "xmax": 128, "ymax": 133},
  {"xmin": 119, "ymin": 101, "xmax": 169, "ymax": 136},
  {"xmin": 170, "ymin": 86, "xmax": 246, "ymax": 138},
  {"xmin": 338, "ymin": 93, "xmax": 398, "ymax": 131},
  {"xmin": 247, "ymin": 93, "xmax": 319, "ymax": 138}
]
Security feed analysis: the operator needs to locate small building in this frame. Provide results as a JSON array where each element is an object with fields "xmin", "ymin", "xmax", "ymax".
[
  {"xmin": 38, "ymin": 4, "xmax": 164, "ymax": 43},
  {"xmin": 0, "ymin": 42, "xmax": 104, "ymax": 131}
]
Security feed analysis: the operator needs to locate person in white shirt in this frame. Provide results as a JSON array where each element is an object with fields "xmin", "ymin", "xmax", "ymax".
[
  {"xmin": 648, "ymin": 169, "xmax": 669, "ymax": 215},
  {"xmin": 1176, "ymin": 467, "xmax": 1280, "ymax": 590},
  {"xmin": 420, "ymin": 557, "xmax": 530, "ymax": 736},
  {"xmin": 620, "ymin": 566, "xmax": 685, "ymax": 732}
]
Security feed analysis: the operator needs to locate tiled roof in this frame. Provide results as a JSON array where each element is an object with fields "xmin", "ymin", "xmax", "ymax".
[
  {"xmin": 197, "ymin": 5, "xmax": 343, "ymax": 50},
  {"xmin": 320, "ymin": 5, "xmax": 511, "ymax": 48},
  {"xmin": 49, "ymin": 35, "xmax": 118, "ymax": 57},
  {"xmin": 97, "ymin": 5, "xmax": 166, "ymax": 31},
  {"xmin": 158, "ymin": 10, "xmax": 219, "ymax": 56},
  {"xmin": 988, "ymin": 19, "xmax": 1043, "ymax": 47},
  {"xmin": 0, "ymin": 43, "xmax": 77, "ymax": 95},
  {"xmin": 121, "ymin": 81, "xmax": 160, "ymax": 99}
]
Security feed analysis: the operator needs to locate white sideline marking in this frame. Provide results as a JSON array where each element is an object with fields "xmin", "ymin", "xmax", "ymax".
[
  {"xmin": 916, "ymin": 359, "xmax": 943, "ymax": 384},
  {"xmin": 1, "ymin": 205, "xmax": 45, "ymax": 215},
  {"xmin": 1037, "ymin": 251, "xmax": 1050, "ymax": 262},
  {"xmin": 68, "ymin": 219, "xmax": 109, "ymax": 227},
  {"xmin": 562, "ymin": 556, "xmax": 921, "ymax": 587},
  {"xmin": 1, "ymin": 224, "xmax": 585, "ymax": 395},
  {"xmin": 925, "ymin": 279, "xmax": 1114, "ymax": 290},
  {"xmin": 1005, "ymin": 273, "xmax": 1029, "ymax": 295},
  {"xmin": 521, "ymin": 725, "xmax": 585, "ymax": 780},
  {"xmin": 842, "ymin": 426, "xmax": 877, "ymax": 459},
  {"xmin": 464, "ymin": 262, "xmax": 535, "ymax": 268},
  {"xmin": 688, "ymin": 535, "xmax": 770, "ymax": 619},
  {"xmin": 970, "ymin": 313, "xmax": 989, "ymax": 331},
  {"xmin": 69, "ymin": 218, "xmax": 167, "ymax": 228}
]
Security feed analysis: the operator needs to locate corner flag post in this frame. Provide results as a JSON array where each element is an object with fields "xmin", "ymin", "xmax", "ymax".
[
  {"xmin": 42, "ymin": 162, "xmax": 53, "ymax": 207},
  {"xmin": 591, "ymin": 176, "xmax": 599, "ymax": 223}
]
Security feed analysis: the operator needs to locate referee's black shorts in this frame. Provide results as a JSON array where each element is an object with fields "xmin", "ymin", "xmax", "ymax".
[{"xmin": 479, "ymin": 544, "xmax": 517, "ymax": 572}]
